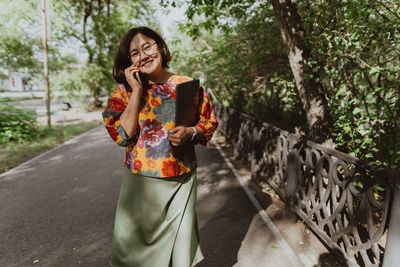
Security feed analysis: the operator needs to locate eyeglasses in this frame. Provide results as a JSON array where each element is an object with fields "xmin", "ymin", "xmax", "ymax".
[{"xmin": 129, "ymin": 42, "xmax": 157, "ymax": 63}]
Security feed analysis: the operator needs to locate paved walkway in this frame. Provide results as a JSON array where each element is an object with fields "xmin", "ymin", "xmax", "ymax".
[{"xmin": 0, "ymin": 126, "xmax": 329, "ymax": 267}]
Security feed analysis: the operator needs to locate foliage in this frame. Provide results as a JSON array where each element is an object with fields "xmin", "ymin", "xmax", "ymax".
[
  {"xmin": 0, "ymin": 0, "xmax": 42, "ymax": 79},
  {"xmin": 0, "ymin": 104, "xmax": 39, "ymax": 144},
  {"xmin": 1, "ymin": 0, "xmax": 157, "ymax": 106},
  {"xmin": 0, "ymin": 0, "xmax": 84, "ymax": 90},
  {"xmin": 51, "ymin": 0, "xmax": 157, "ymax": 106},
  {"xmin": 168, "ymin": 1, "xmax": 305, "ymax": 129},
  {"xmin": 53, "ymin": 62, "xmax": 106, "ymax": 96},
  {"xmin": 297, "ymin": 0, "xmax": 400, "ymax": 169},
  {"xmin": 164, "ymin": 0, "xmax": 400, "ymax": 169},
  {"xmin": 0, "ymin": 97, "xmax": 40, "ymax": 103},
  {"xmin": 0, "ymin": 34, "xmax": 41, "ymax": 77}
]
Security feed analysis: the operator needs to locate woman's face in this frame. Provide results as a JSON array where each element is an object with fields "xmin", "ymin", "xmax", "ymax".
[{"xmin": 129, "ymin": 33, "xmax": 163, "ymax": 76}]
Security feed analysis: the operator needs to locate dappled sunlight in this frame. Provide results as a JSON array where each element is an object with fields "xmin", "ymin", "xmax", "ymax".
[
  {"xmin": 0, "ymin": 164, "xmax": 35, "ymax": 182},
  {"xmin": 41, "ymin": 154, "xmax": 64, "ymax": 163},
  {"xmin": 1, "ymin": 0, "xmax": 398, "ymax": 265},
  {"xmin": 0, "ymin": 129, "xmax": 122, "ymax": 266},
  {"xmin": 68, "ymin": 185, "xmax": 90, "ymax": 195},
  {"xmin": 196, "ymin": 145, "xmax": 238, "ymax": 193},
  {"xmin": 197, "ymin": 187, "xmax": 261, "ymax": 267},
  {"xmin": 197, "ymin": 186, "xmax": 242, "ymax": 229}
]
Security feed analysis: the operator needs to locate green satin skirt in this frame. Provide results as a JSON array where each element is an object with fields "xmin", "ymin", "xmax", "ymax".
[{"xmin": 110, "ymin": 167, "xmax": 204, "ymax": 267}]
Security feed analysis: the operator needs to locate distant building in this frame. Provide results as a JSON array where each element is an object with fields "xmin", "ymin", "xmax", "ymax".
[
  {"xmin": 0, "ymin": 72, "xmax": 40, "ymax": 92},
  {"xmin": 0, "ymin": 74, "xmax": 24, "ymax": 91}
]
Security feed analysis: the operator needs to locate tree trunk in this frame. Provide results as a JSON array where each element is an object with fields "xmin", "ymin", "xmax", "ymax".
[
  {"xmin": 87, "ymin": 89, "xmax": 103, "ymax": 110},
  {"xmin": 271, "ymin": 0, "xmax": 333, "ymax": 144}
]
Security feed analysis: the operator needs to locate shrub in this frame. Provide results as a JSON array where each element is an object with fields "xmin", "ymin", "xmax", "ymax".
[{"xmin": 0, "ymin": 104, "xmax": 39, "ymax": 145}]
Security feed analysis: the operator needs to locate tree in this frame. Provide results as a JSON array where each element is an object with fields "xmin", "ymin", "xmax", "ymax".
[
  {"xmin": 52, "ymin": 0, "xmax": 156, "ymax": 108},
  {"xmin": 270, "ymin": 0, "xmax": 333, "ymax": 143},
  {"xmin": 0, "ymin": 0, "xmax": 42, "ymax": 80},
  {"xmin": 0, "ymin": 0, "xmax": 79, "ymax": 90},
  {"xmin": 169, "ymin": 5, "xmax": 304, "ymax": 128},
  {"xmin": 163, "ymin": 0, "xmax": 400, "ymax": 168},
  {"xmin": 169, "ymin": 0, "xmax": 333, "ymax": 142},
  {"xmin": 297, "ymin": 0, "xmax": 400, "ymax": 168}
]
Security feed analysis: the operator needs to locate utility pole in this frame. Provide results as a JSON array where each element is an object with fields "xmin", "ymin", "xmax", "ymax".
[{"xmin": 41, "ymin": 0, "xmax": 51, "ymax": 126}]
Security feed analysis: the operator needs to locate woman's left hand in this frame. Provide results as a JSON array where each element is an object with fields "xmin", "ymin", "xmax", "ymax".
[{"xmin": 168, "ymin": 126, "xmax": 193, "ymax": 146}]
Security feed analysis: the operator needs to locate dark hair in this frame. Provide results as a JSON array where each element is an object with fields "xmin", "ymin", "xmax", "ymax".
[{"xmin": 113, "ymin": 26, "xmax": 172, "ymax": 88}]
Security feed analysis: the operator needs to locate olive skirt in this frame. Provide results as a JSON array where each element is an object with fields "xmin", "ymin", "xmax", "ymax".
[{"xmin": 110, "ymin": 167, "xmax": 204, "ymax": 267}]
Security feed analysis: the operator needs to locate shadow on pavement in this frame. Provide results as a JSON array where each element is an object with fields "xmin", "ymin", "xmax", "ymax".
[
  {"xmin": 198, "ymin": 187, "xmax": 272, "ymax": 267},
  {"xmin": 195, "ymin": 143, "xmax": 274, "ymax": 266},
  {"xmin": 314, "ymin": 248, "xmax": 348, "ymax": 267}
]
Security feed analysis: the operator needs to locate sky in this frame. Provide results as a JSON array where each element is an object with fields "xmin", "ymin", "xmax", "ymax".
[{"xmin": 151, "ymin": 0, "xmax": 188, "ymax": 41}]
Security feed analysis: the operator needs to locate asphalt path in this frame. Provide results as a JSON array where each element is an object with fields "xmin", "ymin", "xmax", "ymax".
[{"xmin": 0, "ymin": 126, "xmax": 304, "ymax": 267}]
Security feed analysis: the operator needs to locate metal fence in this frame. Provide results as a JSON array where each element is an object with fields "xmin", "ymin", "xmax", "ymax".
[{"xmin": 213, "ymin": 102, "xmax": 399, "ymax": 266}]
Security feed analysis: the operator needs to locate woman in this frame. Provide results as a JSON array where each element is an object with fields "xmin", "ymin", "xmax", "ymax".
[{"xmin": 102, "ymin": 26, "xmax": 218, "ymax": 267}]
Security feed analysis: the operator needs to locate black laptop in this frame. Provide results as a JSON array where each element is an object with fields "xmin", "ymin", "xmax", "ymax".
[{"xmin": 175, "ymin": 79, "xmax": 202, "ymax": 126}]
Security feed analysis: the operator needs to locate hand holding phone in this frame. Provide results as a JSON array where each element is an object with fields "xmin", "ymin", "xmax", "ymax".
[
  {"xmin": 124, "ymin": 63, "xmax": 143, "ymax": 92},
  {"xmin": 134, "ymin": 72, "xmax": 142, "ymax": 85}
]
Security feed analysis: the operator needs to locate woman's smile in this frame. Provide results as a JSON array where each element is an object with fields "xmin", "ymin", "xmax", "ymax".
[
  {"xmin": 107, "ymin": 26, "xmax": 218, "ymax": 267},
  {"xmin": 141, "ymin": 60, "xmax": 153, "ymax": 67}
]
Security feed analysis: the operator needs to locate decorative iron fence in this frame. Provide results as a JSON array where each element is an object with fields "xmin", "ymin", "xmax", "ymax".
[{"xmin": 213, "ymin": 102, "xmax": 399, "ymax": 266}]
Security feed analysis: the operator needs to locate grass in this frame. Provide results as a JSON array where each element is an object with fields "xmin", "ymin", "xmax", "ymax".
[{"xmin": 0, "ymin": 121, "xmax": 101, "ymax": 174}]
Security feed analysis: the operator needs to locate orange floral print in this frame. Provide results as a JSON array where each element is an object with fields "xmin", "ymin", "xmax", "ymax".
[
  {"xmin": 147, "ymin": 159, "xmax": 157, "ymax": 168},
  {"xmin": 150, "ymin": 99, "xmax": 160, "ymax": 106},
  {"xmin": 161, "ymin": 160, "xmax": 180, "ymax": 177},
  {"xmin": 133, "ymin": 160, "xmax": 142, "ymax": 170},
  {"xmin": 102, "ymin": 75, "xmax": 218, "ymax": 178}
]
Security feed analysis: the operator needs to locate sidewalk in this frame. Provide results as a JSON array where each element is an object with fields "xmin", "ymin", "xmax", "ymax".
[
  {"xmin": 200, "ymin": 136, "xmax": 330, "ymax": 267},
  {"xmin": 0, "ymin": 126, "xmax": 329, "ymax": 266}
]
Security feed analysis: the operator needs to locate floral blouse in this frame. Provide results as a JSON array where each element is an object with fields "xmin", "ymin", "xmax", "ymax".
[{"xmin": 102, "ymin": 74, "xmax": 218, "ymax": 178}]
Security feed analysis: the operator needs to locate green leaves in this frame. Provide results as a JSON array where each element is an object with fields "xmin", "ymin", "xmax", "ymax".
[
  {"xmin": 352, "ymin": 107, "xmax": 363, "ymax": 115},
  {"xmin": 48, "ymin": 0, "xmax": 156, "ymax": 106},
  {"xmin": 0, "ymin": 0, "xmax": 42, "ymax": 78},
  {"xmin": 0, "ymin": 104, "xmax": 39, "ymax": 144},
  {"xmin": 165, "ymin": 0, "xmax": 400, "ymax": 169},
  {"xmin": 169, "ymin": 0, "xmax": 302, "ymax": 124},
  {"xmin": 298, "ymin": 0, "xmax": 400, "ymax": 169}
]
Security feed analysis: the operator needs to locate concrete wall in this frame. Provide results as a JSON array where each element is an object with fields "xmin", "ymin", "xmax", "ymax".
[{"xmin": 0, "ymin": 75, "xmax": 24, "ymax": 91}]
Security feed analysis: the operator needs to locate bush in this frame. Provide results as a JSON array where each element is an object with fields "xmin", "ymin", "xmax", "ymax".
[{"xmin": 0, "ymin": 104, "xmax": 39, "ymax": 145}]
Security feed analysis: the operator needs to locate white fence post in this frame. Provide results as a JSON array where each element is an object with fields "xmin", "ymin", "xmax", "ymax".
[{"xmin": 383, "ymin": 180, "xmax": 400, "ymax": 267}]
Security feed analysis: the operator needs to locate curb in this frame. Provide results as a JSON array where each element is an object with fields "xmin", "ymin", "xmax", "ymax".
[{"xmin": 211, "ymin": 139, "xmax": 304, "ymax": 267}]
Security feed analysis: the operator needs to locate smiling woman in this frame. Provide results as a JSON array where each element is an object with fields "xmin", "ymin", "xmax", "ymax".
[{"xmin": 102, "ymin": 26, "xmax": 218, "ymax": 267}]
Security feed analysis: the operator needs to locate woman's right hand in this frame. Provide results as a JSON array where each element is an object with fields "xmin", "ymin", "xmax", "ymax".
[{"xmin": 124, "ymin": 64, "xmax": 143, "ymax": 94}]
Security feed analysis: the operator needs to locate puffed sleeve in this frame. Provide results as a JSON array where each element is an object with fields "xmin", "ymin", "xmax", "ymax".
[
  {"xmin": 195, "ymin": 87, "xmax": 218, "ymax": 146},
  {"xmin": 102, "ymin": 86, "xmax": 139, "ymax": 147}
]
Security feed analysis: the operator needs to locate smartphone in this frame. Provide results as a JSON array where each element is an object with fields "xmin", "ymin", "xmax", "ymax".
[
  {"xmin": 134, "ymin": 71, "xmax": 149, "ymax": 89},
  {"xmin": 134, "ymin": 71, "xmax": 143, "ymax": 84}
]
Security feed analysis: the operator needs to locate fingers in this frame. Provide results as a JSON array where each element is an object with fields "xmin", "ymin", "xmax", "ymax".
[
  {"xmin": 124, "ymin": 65, "xmax": 142, "ymax": 88},
  {"xmin": 124, "ymin": 65, "xmax": 139, "ymax": 80},
  {"xmin": 170, "ymin": 141, "xmax": 179, "ymax": 146},
  {"xmin": 169, "ymin": 127, "xmax": 180, "ymax": 134},
  {"xmin": 132, "ymin": 61, "xmax": 141, "ymax": 68},
  {"xmin": 168, "ymin": 126, "xmax": 189, "ymax": 146},
  {"xmin": 125, "ymin": 64, "xmax": 140, "ymax": 75}
]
